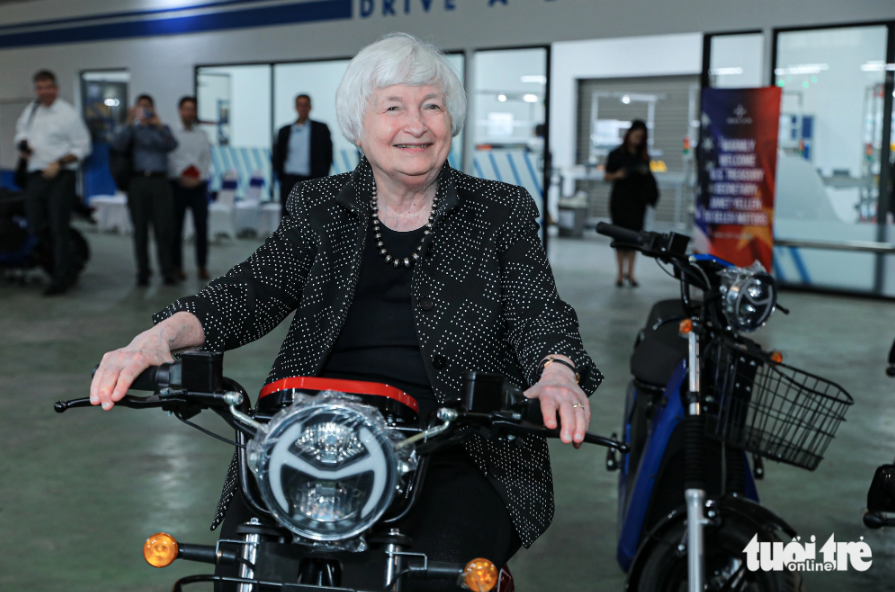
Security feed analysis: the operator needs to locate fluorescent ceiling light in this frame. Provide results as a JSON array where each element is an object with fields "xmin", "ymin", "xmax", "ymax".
[
  {"xmin": 860, "ymin": 61, "xmax": 895, "ymax": 72},
  {"xmin": 708, "ymin": 67, "xmax": 744, "ymax": 76},
  {"xmin": 520, "ymin": 75, "xmax": 547, "ymax": 84},
  {"xmin": 497, "ymin": 94, "xmax": 507, "ymax": 102},
  {"xmin": 103, "ymin": 98, "xmax": 120, "ymax": 106},
  {"xmin": 773, "ymin": 63, "xmax": 828, "ymax": 75},
  {"xmin": 522, "ymin": 94, "xmax": 539, "ymax": 103},
  {"xmin": 621, "ymin": 95, "xmax": 631, "ymax": 104}
]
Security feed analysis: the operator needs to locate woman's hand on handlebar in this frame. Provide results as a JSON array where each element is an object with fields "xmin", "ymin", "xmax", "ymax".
[
  {"xmin": 524, "ymin": 356, "xmax": 590, "ymax": 449},
  {"xmin": 89, "ymin": 312, "xmax": 205, "ymax": 410}
]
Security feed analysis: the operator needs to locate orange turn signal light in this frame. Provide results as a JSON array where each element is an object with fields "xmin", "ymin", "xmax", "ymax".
[
  {"xmin": 143, "ymin": 532, "xmax": 179, "ymax": 568},
  {"xmin": 770, "ymin": 351, "xmax": 783, "ymax": 364},
  {"xmin": 679, "ymin": 319, "xmax": 693, "ymax": 335},
  {"xmin": 462, "ymin": 558, "xmax": 498, "ymax": 591}
]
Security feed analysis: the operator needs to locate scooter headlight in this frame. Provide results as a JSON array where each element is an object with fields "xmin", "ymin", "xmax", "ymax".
[
  {"xmin": 719, "ymin": 264, "xmax": 777, "ymax": 332},
  {"xmin": 248, "ymin": 393, "xmax": 399, "ymax": 542}
]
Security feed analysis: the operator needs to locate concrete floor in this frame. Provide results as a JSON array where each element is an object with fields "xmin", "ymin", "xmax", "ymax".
[{"xmin": 1, "ymin": 226, "xmax": 894, "ymax": 591}]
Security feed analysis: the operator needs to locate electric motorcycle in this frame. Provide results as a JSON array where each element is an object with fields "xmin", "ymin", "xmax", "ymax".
[
  {"xmin": 596, "ymin": 222, "xmax": 853, "ymax": 592},
  {"xmin": 862, "ymin": 345, "xmax": 895, "ymax": 530},
  {"xmin": 0, "ymin": 188, "xmax": 90, "ymax": 281},
  {"xmin": 55, "ymin": 353, "xmax": 628, "ymax": 591}
]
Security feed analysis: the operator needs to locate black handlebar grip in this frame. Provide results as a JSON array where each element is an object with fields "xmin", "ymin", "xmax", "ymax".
[
  {"xmin": 92, "ymin": 362, "xmax": 174, "ymax": 392},
  {"xmin": 522, "ymin": 398, "xmax": 545, "ymax": 425},
  {"xmin": 596, "ymin": 222, "xmax": 645, "ymax": 246},
  {"xmin": 129, "ymin": 366, "xmax": 162, "ymax": 391}
]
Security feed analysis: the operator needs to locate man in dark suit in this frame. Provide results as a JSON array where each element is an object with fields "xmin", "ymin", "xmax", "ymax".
[{"xmin": 272, "ymin": 94, "xmax": 333, "ymax": 213}]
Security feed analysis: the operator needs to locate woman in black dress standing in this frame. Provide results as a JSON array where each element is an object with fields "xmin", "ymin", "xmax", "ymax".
[{"xmin": 604, "ymin": 120, "xmax": 659, "ymax": 287}]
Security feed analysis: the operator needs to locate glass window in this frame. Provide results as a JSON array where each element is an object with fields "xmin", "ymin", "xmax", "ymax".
[
  {"xmin": 708, "ymin": 34, "xmax": 764, "ymax": 88},
  {"xmin": 274, "ymin": 59, "xmax": 352, "ymax": 177},
  {"xmin": 444, "ymin": 52, "xmax": 465, "ymax": 171},
  {"xmin": 197, "ymin": 65, "xmax": 272, "ymax": 199},
  {"xmin": 471, "ymin": 48, "xmax": 547, "ymax": 222},
  {"xmin": 773, "ymin": 25, "xmax": 888, "ymax": 292},
  {"xmin": 80, "ymin": 70, "xmax": 130, "ymax": 199},
  {"xmin": 273, "ymin": 54, "xmax": 463, "ymax": 182}
]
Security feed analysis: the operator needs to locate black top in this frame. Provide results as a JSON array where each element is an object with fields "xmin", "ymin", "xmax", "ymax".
[
  {"xmin": 321, "ymin": 223, "xmax": 433, "ymax": 401},
  {"xmin": 605, "ymin": 146, "xmax": 659, "ymax": 232}
]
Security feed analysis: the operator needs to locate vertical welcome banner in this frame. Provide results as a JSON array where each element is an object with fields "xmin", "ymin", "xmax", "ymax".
[{"xmin": 694, "ymin": 87, "xmax": 782, "ymax": 270}]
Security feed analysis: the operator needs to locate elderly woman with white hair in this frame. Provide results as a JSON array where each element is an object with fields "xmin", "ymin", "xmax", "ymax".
[{"xmin": 90, "ymin": 33, "xmax": 601, "ymax": 585}]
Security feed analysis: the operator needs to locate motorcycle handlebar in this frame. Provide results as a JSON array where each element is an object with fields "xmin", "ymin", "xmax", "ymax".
[
  {"xmin": 60, "ymin": 363, "xmax": 630, "ymax": 452},
  {"xmin": 595, "ymin": 222, "xmax": 645, "ymax": 246},
  {"xmin": 89, "ymin": 361, "xmax": 179, "ymax": 392},
  {"xmin": 55, "ymin": 361, "xmax": 165, "ymax": 413}
]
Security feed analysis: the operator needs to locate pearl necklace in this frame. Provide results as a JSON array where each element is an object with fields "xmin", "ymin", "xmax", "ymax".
[{"xmin": 370, "ymin": 181, "xmax": 438, "ymax": 268}]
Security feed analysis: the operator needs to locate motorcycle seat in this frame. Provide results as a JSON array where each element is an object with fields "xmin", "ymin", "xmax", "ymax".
[{"xmin": 630, "ymin": 299, "xmax": 689, "ymax": 387}]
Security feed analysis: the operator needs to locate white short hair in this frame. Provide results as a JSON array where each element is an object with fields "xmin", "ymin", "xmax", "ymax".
[{"xmin": 336, "ymin": 33, "xmax": 466, "ymax": 143}]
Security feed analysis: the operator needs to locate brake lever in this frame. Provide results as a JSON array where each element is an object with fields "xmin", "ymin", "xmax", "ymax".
[
  {"xmin": 489, "ymin": 418, "xmax": 630, "ymax": 452},
  {"xmin": 54, "ymin": 393, "xmax": 173, "ymax": 413}
]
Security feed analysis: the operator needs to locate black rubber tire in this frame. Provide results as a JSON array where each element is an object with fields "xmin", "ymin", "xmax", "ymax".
[
  {"xmin": 37, "ymin": 227, "xmax": 89, "ymax": 277},
  {"xmin": 635, "ymin": 517, "xmax": 802, "ymax": 592}
]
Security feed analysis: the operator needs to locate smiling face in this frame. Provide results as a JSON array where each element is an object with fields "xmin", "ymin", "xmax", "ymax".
[{"xmin": 358, "ymin": 84, "xmax": 452, "ymax": 191}]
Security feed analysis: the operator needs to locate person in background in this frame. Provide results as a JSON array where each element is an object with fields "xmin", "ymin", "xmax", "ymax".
[
  {"xmin": 112, "ymin": 94, "xmax": 178, "ymax": 286},
  {"xmin": 15, "ymin": 69, "xmax": 91, "ymax": 296},
  {"xmin": 272, "ymin": 94, "xmax": 333, "ymax": 213},
  {"xmin": 603, "ymin": 119, "xmax": 659, "ymax": 287},
  {"xmin": 168, "ymin": 96, "xmax": 211, "ymax": 282}
]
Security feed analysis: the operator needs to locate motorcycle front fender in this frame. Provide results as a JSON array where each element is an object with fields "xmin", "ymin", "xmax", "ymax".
[{"xmin": 623, "ymin": 495, "xmax": 798, "ymax": 590}]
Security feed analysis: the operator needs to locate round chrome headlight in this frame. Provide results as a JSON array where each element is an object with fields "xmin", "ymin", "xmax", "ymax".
[
  {"xmin": 720, "ymin": 267, "xmax": 776, "ymax": 332},
  {"xmin": 247, "ymin": 393, "xmax": 399, "ymax": 542}
]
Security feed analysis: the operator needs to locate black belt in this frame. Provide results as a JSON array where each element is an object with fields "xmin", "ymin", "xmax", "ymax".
[{"xmin": 133, "ymin": 170, "xmax": 167, "ymax": 179}]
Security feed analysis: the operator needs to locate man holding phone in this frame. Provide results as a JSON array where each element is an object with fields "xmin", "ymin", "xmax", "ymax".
[
  {"xmin": 15, "ymin": 69, "xmax": 91, "ymax": 296},
  {"xmin": 112, "ymin": 94, "xmax": 178, "ymax": 286}
]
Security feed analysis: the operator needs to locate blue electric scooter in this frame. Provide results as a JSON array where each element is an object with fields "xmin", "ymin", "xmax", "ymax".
[
  {"xmin": 597, "ymin": 223, "xmax": 853, "ymax": 592},
  {"xmin": 0, "ymin": 188, "xmax": 90, "ymax": 281}
]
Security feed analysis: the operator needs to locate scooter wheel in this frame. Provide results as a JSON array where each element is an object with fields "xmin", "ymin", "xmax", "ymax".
[
  {"xmin": 634, "ymin": 517, "xmax": 803, "ymax": 592},
  {"xmin": 37, "ymin": 227, "xmax": 90, "ymax": 277}
]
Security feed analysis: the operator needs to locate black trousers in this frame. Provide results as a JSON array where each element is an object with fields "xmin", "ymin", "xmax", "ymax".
[
  {"xmin": 213, "ymin": 447, "xmax": 521, "ymax": 591},
  {"xmin": 127, "ymin": 176, "xmax": 175, "ymax": 280},
  {"xmin": 25, "ymin": 170, "xmax": 76, "ymax": 285},
  {"xmin": 279, "ymin": 173, "xmax": 312, "ymax": 214},
  {"xmin": 171, "ymin": 181, "xmax": 209, "ymax": 269}
]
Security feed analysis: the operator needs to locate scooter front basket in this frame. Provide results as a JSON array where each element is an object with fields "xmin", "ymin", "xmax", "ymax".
[{"xmin": 703, "ymin": 342, "xmax": 853, "ymax": 471}]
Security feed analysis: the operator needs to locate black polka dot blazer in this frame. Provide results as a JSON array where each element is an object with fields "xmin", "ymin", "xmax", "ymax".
[{"xmin": 155, "ymin": 159, "xmax": 602, "ymax": 548}]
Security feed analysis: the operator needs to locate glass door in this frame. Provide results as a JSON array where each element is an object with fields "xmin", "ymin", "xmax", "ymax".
[
  {"xmin": 471, "ymin": 47, "xmax": 549, "ymax": 243},
  {"xmin": 772, "ymin": 25, "xmax": 890, "ymax": 293},
  {"xmin": 80, "ymin": 70, "xmax": 129, "ymax": 199},
  {"xmin": 197, "ymin": 64, "xmax": 272, "ymax": 200}
]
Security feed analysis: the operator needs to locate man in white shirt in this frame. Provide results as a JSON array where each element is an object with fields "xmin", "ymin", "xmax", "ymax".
[
  {"xmin": 15, "ymin": 69, "xmax": 91, "ymax": 296},
  {"xmin": 168, "ymin": 96, "xmax": 211, "ymax": 281}
]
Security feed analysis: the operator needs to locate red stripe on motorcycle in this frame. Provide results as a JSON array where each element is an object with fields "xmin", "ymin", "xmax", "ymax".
[{"xmin": 259, "ymin": 376, "xmax": 419, "ymax": 413}]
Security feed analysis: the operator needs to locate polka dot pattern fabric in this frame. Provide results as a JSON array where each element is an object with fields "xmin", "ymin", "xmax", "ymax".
[{"xmin": 154, "ymin": 158, "xmax": 602, "ymax": 547}]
